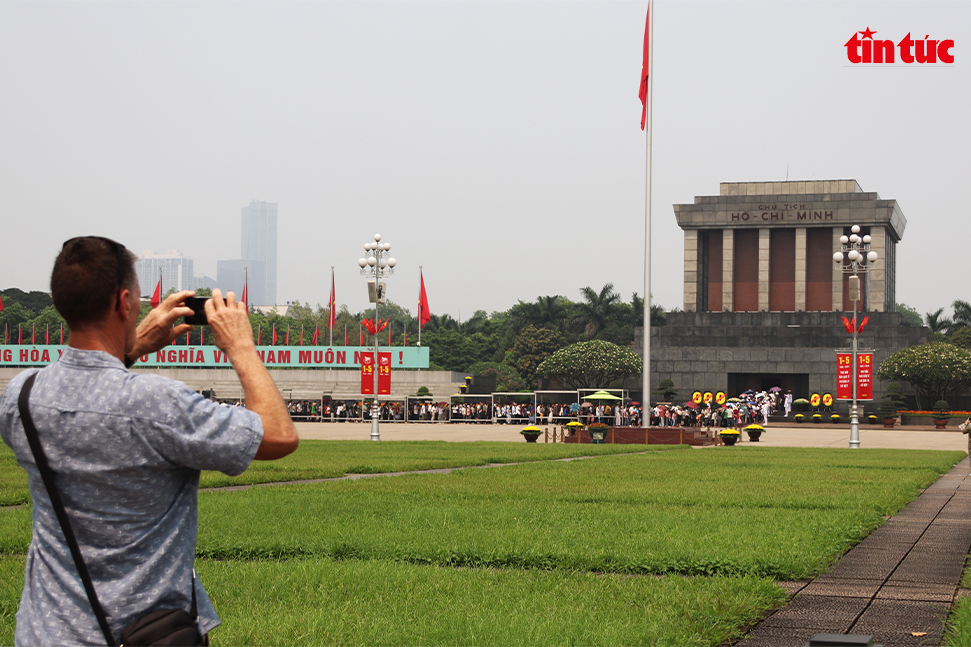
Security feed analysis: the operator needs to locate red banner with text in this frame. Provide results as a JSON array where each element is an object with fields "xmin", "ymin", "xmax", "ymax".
[
  {"xmin": 361, "ymin": 353, "xmax": 374, "ymax": 395},
  {"xmin": 837, "ymin": 352, "xmax": 873, "ymax": 401},
  {"xmin": 378, "ymin": 352, "xmax": 391, "ymax": 395}
]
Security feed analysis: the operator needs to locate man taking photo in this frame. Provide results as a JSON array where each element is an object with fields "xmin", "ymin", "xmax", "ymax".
[{"xmin": 0, "ymin": 236, "xmax": 299, "ymax": 645}]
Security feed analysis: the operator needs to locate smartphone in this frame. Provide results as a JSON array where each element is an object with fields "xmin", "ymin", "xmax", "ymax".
[{"xmin": 183, "ymin": 296, "xmax": 227, "ymax": 326}]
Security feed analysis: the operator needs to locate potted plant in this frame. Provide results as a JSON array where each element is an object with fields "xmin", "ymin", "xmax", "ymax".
[
  {"xmin": 933, "ymin": 400, "xmax": 950, "ymax": 430},
  {"xmin": 744, "ymin": 424, "xmax": 764, "ymax": 442},
  {"xmin": 794, "ymin": 413, "xmax": 805, "ymax": 424},
  {"xmin": 588, "ymin": 422, "xmax": 609, "ymax": 444},
  {"xmin": 877, "ymin": 397, "xmax": 897, "ymax": 428},
  {"xmin": 831, "ymin": 414, "xmax": 841, "ymax": 423},
  {"xmin": 812, "ymin": 414, "xmax": 822, "ymax": 424},
  {"xmin": 793, "ymin": 398, "xmax": 810, "ymax": 412},
  {"xmin": 565, "ymin": 421, "xmax": 584, "ymax": 437},
  {"xmin": 867, "ymin": 414, "xmax": 878, "ymax": 425},
  {"xmin": 520, "ymin": 425, "xmax": 542, "ymax": 443},
  {"xmin": 719, "ymin": 429, "xmax": 740, "ymax": 446}
]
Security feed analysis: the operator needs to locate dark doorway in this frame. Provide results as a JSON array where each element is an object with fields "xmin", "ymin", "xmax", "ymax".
[{"xmin": 728, "ymin": 373, "xmax": 810, "ymax": 398}]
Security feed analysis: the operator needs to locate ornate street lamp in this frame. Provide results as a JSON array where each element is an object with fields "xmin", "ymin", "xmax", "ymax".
[
  {"xmin": 358, "ymin": 234, "xmax": 396, "ymax": 441},
  {"xmin": 833, "ymin": 225, "xmax": 878, "ymax": 449}
]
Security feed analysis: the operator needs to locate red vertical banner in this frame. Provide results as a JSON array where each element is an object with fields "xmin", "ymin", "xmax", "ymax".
[
  {"xmin": 836, "ymin": 353, "xmax": 852, "ymax": 400},
  {"xmin": 378, "ymin": 352, "xmax": 391, "ymax": 395},
  {"xmin": 361, "ymin": 353, "xmax": 375, "ymax": 395},
  {"xmin": 857, "ymin": 353, "xmax": 873, "ymax": 400}
]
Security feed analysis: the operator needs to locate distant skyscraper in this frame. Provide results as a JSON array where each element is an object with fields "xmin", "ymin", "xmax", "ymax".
[
  {"xmin": 241, "ymin": 201, "xmax": 277, "ymax": 305},
  {"xmin": 217, "ymin": 259, "xmax": 265, "ymax": 306},
  {"xmin": 135, "ymin": 251, "xmax": 215, "ymax": 296},
  {"xmin": 135, "ymin": 250, "xmax": 194, "ymax": 296}
]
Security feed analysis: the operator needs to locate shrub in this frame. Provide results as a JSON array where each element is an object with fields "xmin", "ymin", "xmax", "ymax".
[
  {"xmin": 588, "ymin": 422, "xmax": 610, "ymax": 431},
  {"xmin": 520, "ymin": 426, "xmax": 542, "ymax": 435},
  {"xmin": 933, "ymin": 400, "xmax": 950, "ymax": 421},
  {"xmin": 718, "ymin": 429, "xmax": 740, "ymax": 436},
  {"xmin": 867, "ymin": 415, "xmax": 878, "ymax": 424},
  {"xmin": 744, "ymin": 424, "xmax": 764, "ymax": 431},
  {"xmin": 877, "ymin": 397, "xmax": 898, "ymax": 420},
  {"xmin": 831, "ymin": 414, "xmax": 841, "ymax": 422}
]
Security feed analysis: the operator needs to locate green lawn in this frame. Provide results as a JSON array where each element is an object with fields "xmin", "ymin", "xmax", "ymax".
[
  {"xmin": 0, "ymin": 440, "xmax": 661, "ymax": 506},
  {"xmin": 0, "ymin": 444, "xmax": 964, "ymax": 646}
]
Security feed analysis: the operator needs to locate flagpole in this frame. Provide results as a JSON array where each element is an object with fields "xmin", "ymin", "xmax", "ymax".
[
  {"xmin": 642, "ymin": 0, "xmax": 654, "ymax": 426},
  {"xmin": 329, "ymin": 266, "xmax": 335, "ymax": 347},
  {"xmin": 418, "ymin": 266, "xmax": 423, "ymax": 347}
]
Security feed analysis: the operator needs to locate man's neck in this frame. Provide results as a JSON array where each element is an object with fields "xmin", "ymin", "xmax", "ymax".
[{"xmin": 68, "ymin": 328, "xmax": 126, "ymax": 363}]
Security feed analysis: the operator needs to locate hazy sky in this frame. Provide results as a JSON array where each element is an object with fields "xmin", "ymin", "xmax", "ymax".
[{"xmin": 1, "ymin": 1, "xmax": 968, "ymax": 320}]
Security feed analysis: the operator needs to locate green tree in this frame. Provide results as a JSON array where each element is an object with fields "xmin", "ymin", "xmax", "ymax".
[
  {"xmin": 509, "ymin": 326, "xmax": 566, "ymax": 386},
  {"xmin": 653, "ymin": 378, "xmax": 678, "ymax": 402},
  {"xmin": 949, "ymin": 326, "xmax": 971, "ymax": 350},
  {"xmin": 924, "ymin": 308, "xmax": 952, "ymax": 334},
  {"xmin": 425, "ymin": 329, "xmax": 476, "ymax": 372},
  {"xmin": 951, "ymin": 299, "xmax": 971, "ymax": 331},
  {"xmin": 467, "ymin": 361, "xmax": 525, "ymax": 392},
  {"xmin": 895, "ymin": 303, "xmax": 922, "ymax": 327},
  {"xmin": 0, "ymin": 288, "xmax": 53, "ymax": 315},
  {"xmin": 0, "ymin": 302, "xmax": 32, "ymax": 340},
  {"xmin": 877, "ymin": 342, "xmax": 971, "ymax": 406},
  {"xmin": 574, "ymin": 284, "xmax": 621, "ymax": 338},
  {"xmin": 536, "ymin": 339, "xmax": 643, "ymax": 390},
  {"xmin": 27, "ymin": 306, "xmax": 67, "ymax": 343}
]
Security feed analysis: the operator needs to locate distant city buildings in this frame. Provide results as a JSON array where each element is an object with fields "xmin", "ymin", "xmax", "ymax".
[
  {"xmin": 217, "ymin": 200, "xmax": 278, "ymax": 307},
  {"xmin": 135, "ymin": 250, "xmax": 215, "ymax": 296}
]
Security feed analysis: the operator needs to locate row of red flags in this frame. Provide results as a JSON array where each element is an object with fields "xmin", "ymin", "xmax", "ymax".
[
  {"xmin": 2, "ymin": 322, "xmax": 64, "ymax": 344},
  {"xmin": 150, "ymin": 268, "xmax": 432, "ymax": 333}
]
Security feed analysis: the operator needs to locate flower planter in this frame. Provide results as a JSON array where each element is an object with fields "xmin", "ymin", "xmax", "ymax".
[
  {"xmin": 721, "ymin": 435, "xmax": 738, "ymax": 446},
  {"xmin": 523, "ymin": 432, "xmax": 541, "ymax": 443},
  {"xmin": 882, "ymin": 418, "xmax": 896, "ymax": 429},
  {"xmin": 934, "ymin": 419, "xmax": 949, "ymax": 429},
  {"xmin": 747, "ymin": 431, "xmax": 762, "ymax": 442},
  {"xmin": 589, "ymin": 430, "xmax": 607, "ymax": 444}
]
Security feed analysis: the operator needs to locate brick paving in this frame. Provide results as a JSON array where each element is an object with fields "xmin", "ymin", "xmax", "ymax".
[{"xmin": 740, "ymin": 457, "xmax": 971, "ymax": 647}]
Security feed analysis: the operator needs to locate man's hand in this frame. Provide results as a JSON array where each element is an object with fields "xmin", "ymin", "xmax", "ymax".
[
  {"xmin": 130, "ymin": 290, "xmax": 195, "ymax": 358},
  {"xmin": 205, "ymin": 289, "xmax": 255, "ymax": 360}
]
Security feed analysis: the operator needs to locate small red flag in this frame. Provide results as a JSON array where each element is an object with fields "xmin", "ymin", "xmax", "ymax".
[
  {"xmin": 328, "ymin": 268, "xmax": 337, "ymax": 331},
  {"xmin": 360, "ymin": 325, "xmax": 364, "ymax": 346},
  {"xmin": 0, "ymin": 295, "xmax": 4, "ymax": 313},
  {"xmin": 31, "ymin": 324, "xmax": 35, "ymax": 344},
  {"xmin": 388, "ymin": 324, "xmax": 392, "ymax": 346},
  {"xmin": 299, "ymin": 325, "xmax": 304, "ymax": 346},
  {"xmin": 639, "ymin": 5, "xmax": 650, "ymax": 130},
  {"xmin": 404, "ymin": 326, "xmax": 407, "ymax": 346},
  {"xmin": 285, "ymin": 324, "xmax": 290, "ymax": 346},
  {"xmin": 151, "ymin": 271, "xmax": 162, "ymax": 309},
  {"xmin": 257, "ymin": 326, "xmax": 262, "ymax": 345},
  {"xmin": 201, "ymin": 327, "xmax": 205, "ymax": 345},
  {"xmin": 45, "ymin": 325, "xmax": 49, "ymax": 345},
  {"xmin": 4, "ymin": 324, "xmax": 8, "ymax": 344},
  {"xmin": 272, "ymin": 324, "xmax": 278, "ymax": 345},
  {"xmin": 841, "ymin": 316, "xmax": 854, "ymax": 334},
  {"xmin": 241, "ymin": 267, "xmax": 249, "ymax": 312},
  {"xmin": 60, "ymin": 323, "xmax": 64, "ymax": 344},
  {"xmin": 312, "ymin": 326, "xmax": 319, "ymax": 346},
  {"xmin": 345, "ymin": 325, "xmax": 348, "ymax": 347},
  {"xmin": 18, "ymin": 324, "xmax": 22, "ymax": 344},
  {"xmin": 419, "ymin": 270, "xmax": 431, "ymax": 329},
  {"xmin": 857, "ymin": 316, "xmax": 870, "ymax": 334}
]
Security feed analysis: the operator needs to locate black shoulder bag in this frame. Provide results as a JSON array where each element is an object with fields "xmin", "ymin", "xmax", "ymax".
[{"xmin": 19, "ymin": 373, "xmax": 205, "ymax": 647}]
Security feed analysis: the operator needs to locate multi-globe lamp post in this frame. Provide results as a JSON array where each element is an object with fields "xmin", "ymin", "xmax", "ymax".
[
  {"xmin": 833, "ymin": 225, "xmax": 878, "ymax": 449},
  {"xmin": 358, "ymin": 234, "xmax": 396, "ymax": 441}
]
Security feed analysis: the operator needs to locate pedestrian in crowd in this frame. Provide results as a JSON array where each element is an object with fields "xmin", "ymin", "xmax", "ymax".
[
  {"xmin": 784, "ymin": 390, "xmax": 793, "ymax": 417},
  {"xmin": 0, "ymin": 237, "xmax": 299, "ymax": 645}
]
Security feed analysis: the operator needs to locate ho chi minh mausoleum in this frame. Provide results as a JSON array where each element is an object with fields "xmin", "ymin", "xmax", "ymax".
[{"xmin": 636, "ymin": 180, "xmax": 927, "ymax": 410}]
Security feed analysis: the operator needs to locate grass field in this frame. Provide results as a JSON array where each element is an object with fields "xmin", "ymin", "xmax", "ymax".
[{"xmin": 0, "ymin": 442, "xmax": 964, "ymax": 646}]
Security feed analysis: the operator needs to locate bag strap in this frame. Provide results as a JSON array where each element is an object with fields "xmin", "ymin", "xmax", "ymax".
[{"xmin": 19, "ymin": 373, "xmax": 118, "ymax": 647}]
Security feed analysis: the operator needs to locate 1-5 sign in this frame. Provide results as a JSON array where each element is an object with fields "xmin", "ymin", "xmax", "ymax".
[{"xmin": 836, "ymin": 352, "xmax": 873, "ymax": 401}]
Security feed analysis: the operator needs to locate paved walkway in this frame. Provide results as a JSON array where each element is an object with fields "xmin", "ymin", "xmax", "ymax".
[
  {"xmin": 741, "ymin": 456, "xmax": 971, "ymax": 647},
  {"xmin": 294, "ymin": 421, "xmax": 968, "ymax": 452}
]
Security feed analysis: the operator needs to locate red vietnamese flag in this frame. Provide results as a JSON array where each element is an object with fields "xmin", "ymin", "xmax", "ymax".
[
  {"xmin": 418, "ymin": 270, "xmax": 431, "ymax": 329},
  {"xmin": 31, "ymin": 324, "xmax": 35, "ymax": 344},
  {"xmin": 360, "ymin": 325, "xmax": 364, "ymax": 346},
  {"xmin": 312, "ymin": 326, "xmax": 319, "ymax": 346},
  {"xmin": 638, "ymin": 5, "xmax": 650, "ymax": 130},
  {"xmin": 272, "ymin": 324, "xmax": 278, "ymax": 345},
  {"xmin": 45, "ymin": 325, "xmax": 49, "ymax": 345},
  {"xmin": 4, "ymin": 323, "xmax": 7, "ymax": 344},
  {"xmin": 201, "ymin": 327, "xmax": 205, "ymax": 345},
  {"xmin": 285, "ymin": 324, "xmax": 290, "ymax": 346},
  {"xmin": 344, "ymin": 325, "xmax": 348, "ymax": 347},
  {"xmin": 60, "ymin": 323, "xmax": 64, "ymax": 344},
  {"xmin": 388, "ymin": 324, "xmax": 392, "ymax": 346},
  {"xmin": 241, "ymin": 268, "xmax": 249, "ymax": 312},
  {"xmin": 18, "ymin": 324, "xmax": 22, "ymax": 344},
  {"xmin": 0, "ymin": 294, "xmax": 4, "ymax": 313},
  {"xmin": 328, "ymin": 269, "xmax": 336, "ymax": 331},
  {"xmin": 257, "ymin": 326, "xmax": 262, "ymax": 345},
  {"xmin": 150, "ymin": 271, "xmax": 162, "ymax": 309},
  {"xmin": 404, "ymin": 326, "xmax": 407, "ymax": 346},
  {"xmin": 299, "ymin": 325, "xmax": 304, "ymax": 346}
]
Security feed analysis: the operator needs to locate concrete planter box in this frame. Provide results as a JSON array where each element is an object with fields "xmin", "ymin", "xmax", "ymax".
[
  {"xmin": 900, "ymin": 416, "xmax": 968, "ymax": 427},
  {"xmin": 563, "ymin": 427, "xmax": 715, "ymax": 446}
]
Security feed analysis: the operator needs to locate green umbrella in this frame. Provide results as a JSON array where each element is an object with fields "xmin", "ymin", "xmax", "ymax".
[{"xmin": 584, "ymin": 391, "xmax": 623, "ymax": 401}]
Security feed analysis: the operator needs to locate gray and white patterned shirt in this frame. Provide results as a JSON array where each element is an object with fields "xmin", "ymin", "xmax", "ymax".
[{"xmin": 0, "ymin": 347, "xmax": 263, "ymax": 646}]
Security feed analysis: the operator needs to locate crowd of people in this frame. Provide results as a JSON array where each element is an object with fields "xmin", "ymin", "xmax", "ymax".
[{"xmin": 222, "ymin": 389, "xmax": 795, "ymax": 429}]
